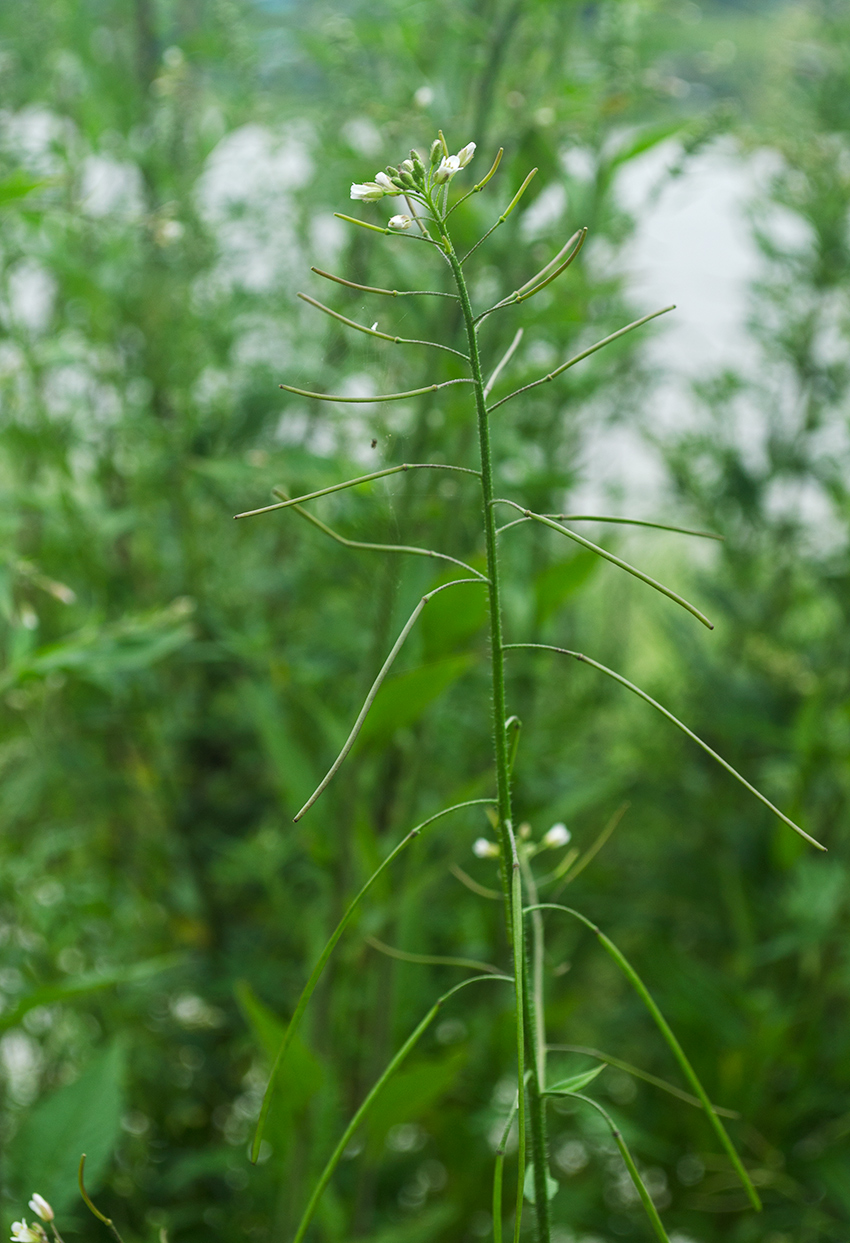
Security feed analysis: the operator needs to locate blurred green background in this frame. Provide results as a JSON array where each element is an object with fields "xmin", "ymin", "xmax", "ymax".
[{"xmin": 0, "ymin": 1, "xmax": 848, "ymax": 1240}]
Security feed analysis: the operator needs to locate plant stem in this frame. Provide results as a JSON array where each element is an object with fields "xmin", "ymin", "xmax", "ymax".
[{"xmin": 440, "ymin": 211, "xmax": 552, "ymax": 1243}]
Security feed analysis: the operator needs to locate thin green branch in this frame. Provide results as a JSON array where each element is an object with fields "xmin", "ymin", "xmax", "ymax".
[
  {"xmin": 531, "ymin": 904, "xmax": 763, "ymax": 1211},
  {"xmin": 365, "ymin": 934, "xmax": 501, "ymax": 974},
  {"xmin": 285, "ymin": 491, "xmax": 487, "ymax": 581},
  {"xmin": 557, "ymin": 1094, "xmax": 671, "ymax": 1243},
  {"xmin": 234, "ymin": 462, "xmax": 479, "ymax": 520},
  {"xmin": 461, "ymin": 168, "xmax": 538, "ymax": 265},
  {"xmin": 292, "ymin": 975, "xmax": 510, "ymax": 1243},
  {"xmin": 494, "ymin": 502, "xmax": 714, "ymax": 629},
  {"xmin": 506, "ymin": 644, "xmax": 824, "ymax": 850},
  {"xmin": 297, "ymin": 292, "xmax": 469, "ymax": 359},
  {"xmin": 311, "ymin": 265, "xmax": 459, "ymax": 299},
  {"xmin": 487, "ymin": 306, "xmax": 675, "ymax": 412},
  {"xmin": 250, "ymin": 797, "xmax": 494, "ymax": 1161},
  {"xmin": 278, "ymin": 376, "xmax": 473, "ymax": 405},
  {"xmin": 483, "ymin": 329, "xmax": 524, "ymax": 399},
  {"xmin": 294, "ymin": 578, "xmax": 485, "ymax": 821},
  {"xmin": 497, "ymin": 513, "xmax": 722, "ymax": 540},
  {"xmin": 546, "ymin": 1045, "xmax": 740, "ymax": 1118}
]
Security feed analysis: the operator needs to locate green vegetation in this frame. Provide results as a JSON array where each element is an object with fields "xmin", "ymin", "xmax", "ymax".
[{"xmin": 0, "ymin": 2, "xmax": 848, "ymax": 1241}]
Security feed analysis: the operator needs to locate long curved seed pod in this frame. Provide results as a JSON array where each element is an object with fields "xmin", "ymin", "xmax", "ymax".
[
  {"xmin": 505, "ymin": 644, "xmax": 824, "ymax": 850},
  {"xmin": 311, "ymin": 265, "xmax": 459, "ymax": 299},
  {"xmin": 287, "ymin": 495, "xmax": 487, "ymax": 581},
  {"xmin": 297, "ymin": 292, "xmax": 469, "ymax": 359},
  {"xmin": 292, "ymin": 974, "xmax": 510, "ymax": 1243},
  {"xmin": 497, "ymin": 513, "xmax": 722, "ymax": 540},
  {"xmin": 250, "ymin": 796, "xmax": 495, "ymax": 1161},
  {"xmin": 235, "ymin": 461, "xmax": 479, "ymax": 520},
  {"xmin": 483, "ymin": 329, "xmax": 524, "ymax": 399},
  {"xmin": 461, "ymin": 168, "xmax": 538, "ymax": 265},
  {"xmin": 546, "ymin": 1044, "xmax": 739, "ymax": 1118},
  {"xmin": 495, "ymin": 501, "xmax": 713, "ymax": 629},
  {"xmin": 476, "ymin": 228, "xmax": 587, "ymax": 326},
  {"xmin": 365, "ymin": 934, "xmax": 501, "ymax": 974},
  {"xmin": 555, "ymin": 1093, "xmax": 672, "ymax": 1242},
  {"xmin": 279, "ymin": 376, "xmax": 474, "ymax": 404},
  {"xmin": 529, "ymin": 903, "xmax": 763, "ymax": 1211},
  {"xmin": 487, "ymin": 306, "xmax": 674, "ymax": 412},
  {"xmin": 79, "ymin": 1154, "xmax": 125, "ymax": 1243},
  {"xmin": 294, "ymin": 578, "xmax": 484, "ymax": 822}
]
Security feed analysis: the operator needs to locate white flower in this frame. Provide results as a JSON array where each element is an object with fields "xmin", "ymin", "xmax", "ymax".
[
  {"xmin": 350, "ymin": 181, "xmax": 387, "ymax": 202},
  {"xmin": 11, "ymin": 1220, "xmax": 45, "ymax": 1243},
  {"xmin": 388, "ymin": 214, "xmax": 412, "ymax": 230},
  {"xmin": 543, "ymin": 823, "xmax": 571, "ymax": 849},
  {"xmin": 434, "ymin": 141, "xmax": 476, "ymax": 182},
  {"xmin": 374, "ymin": 171, "xmax": 398, "ymax": 192},
  {"xmin": 473, "ymin": 837, "xmax": 499, "ymax": 859},
  {"xmin": 27, "ymin": 1198, "xmax": 53, "ymax": 1224},
  {"xmin": 434, "ymin": 154, "xmax": 461, "ymax": 183},
  {"xmin": 400, "ymin": 159, "xmax": 415, "ymax": 173}
]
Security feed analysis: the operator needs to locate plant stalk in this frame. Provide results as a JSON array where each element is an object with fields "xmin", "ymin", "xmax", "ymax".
[{"xmin": 441, "ymin": 211, "xmax": 552, "ymax": 1243}]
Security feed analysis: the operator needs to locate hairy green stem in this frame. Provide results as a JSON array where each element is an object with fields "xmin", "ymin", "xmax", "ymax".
[{"xmin": 440, "ymin": 208, "xmax": 552, "ymax": 1243}]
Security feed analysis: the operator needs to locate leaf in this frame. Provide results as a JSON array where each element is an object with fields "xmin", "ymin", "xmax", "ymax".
[
  {"xmin": 364, "ymin": 1051, "xmax": 465, "ymax": 1158},
  {"xmin": 535, "ymin": 552, "xmax": 597, "ymax": 624},
  {"xmin": 421, "ymin": 575, "xmax": 487, "ymax": 658},
  {"xmin": 355, "ymin": 655, "xmax": 473, "ymax": 748},
  {"xmin": 5, "ymin": 1042, "xmax": 125, "ymax": 1216},
  {"xmin": 0, "ymin": 955, "xmax": 181, "ymax": 1034},
  {"xmin": 523, "ymin": 1163, "xmax": 559, "ymax": 1204},
  {"xmin": 0, "ymin": 171, "xmax": 48, "ymax": 207},
  {"xmin": 547, "ymin": 1064, "xmax": 605, "ymax": 1094},
  {"xmin": 235, "ymin": 981, "xmax": 322, "ymax": 1121}
]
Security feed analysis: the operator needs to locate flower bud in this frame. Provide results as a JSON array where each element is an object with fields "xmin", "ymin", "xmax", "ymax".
[
  {"xmin": 430, "ymin": 139, "xmax": 443, "ymax": 166},
  {"xmin": 400, "ymin": 159, "xmax": 415, "ymax": 173},
  {"xmin": 374, "ymin": 171, "xmax": 397, "ymax": 192},
  {"xmin": 473, "ymin": 838, "xmax": 499, "ymax": 859},
  {"xmin": 456, "ymin": 141, "xmax": 476, "ymax": 167},
  {"xmin": 385, "ymin": 166, "xmax": 399, "ymax": 177},
  {"xmin": 388, "ymin": 214, "xmax": 412, "ymax": 230},
  {"xmin": 28, "ymin": 1199, "xmax": 53, "ymax": 1225},
  {"xmin": 543, "ymin": 823, "xmax": 571, "ymax": 849},
  {"xmin": 350, "ymin": 181, "xmax": 387, "ymax": 202}
]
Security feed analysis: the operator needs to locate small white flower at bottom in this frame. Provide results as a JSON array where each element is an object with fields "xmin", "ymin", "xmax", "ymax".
[
  {"xmin": 543, "ymin": 823, "xmax": 571, "ymax": 849},
  {"xmin": 388, "ymin": 214, "xmax": 412, "ymax": 230},
  {"xmin": 28, "ymin": 1197, "xmax": 54, "ymax": 1224},
  {"xmin": 473, "ymin": 837, "xmax": 499, "ymax": 859},
  {"xmin": 11, "ymin": 1220, "xmax": 46, "ymax": 1243}
]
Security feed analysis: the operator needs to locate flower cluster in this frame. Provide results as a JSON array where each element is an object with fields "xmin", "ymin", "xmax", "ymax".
[
  {"xmin": 472, "ymin": 821, "xmax": 570, "ymax": 860},
  {"xmin": 350, "ymin": 137, "xmax": 476, "ymax": 222},
  {"xmin": 11, "ymin": 1196, "xmax": 54, "ymax": 1243}
]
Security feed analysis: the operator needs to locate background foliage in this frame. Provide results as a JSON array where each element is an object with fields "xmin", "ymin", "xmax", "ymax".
[{"xmin": 0, "ymin": 1, "xmax": 848, "ymax": 1241}]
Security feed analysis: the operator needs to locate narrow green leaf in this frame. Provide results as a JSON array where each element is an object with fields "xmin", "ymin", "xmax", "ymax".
[{"xmin": 546, "ymin": 1064, "xmax": 605, "ymax": 1094}]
